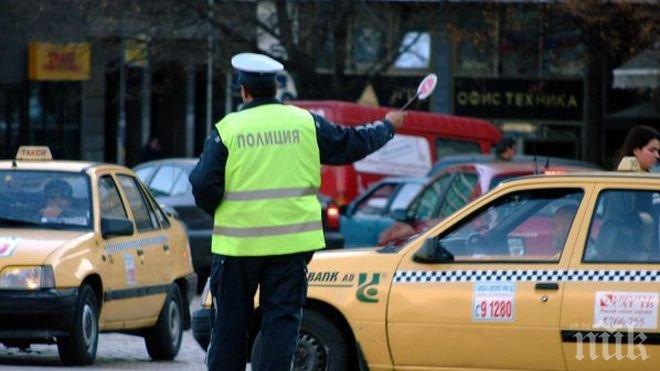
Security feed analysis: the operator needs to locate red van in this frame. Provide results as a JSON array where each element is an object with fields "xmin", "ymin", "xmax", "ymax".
[{"xmin": 290, "ymin": 100, "xmax": 502, "ymax": 205}]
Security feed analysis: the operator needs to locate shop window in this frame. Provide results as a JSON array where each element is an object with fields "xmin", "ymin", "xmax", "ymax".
[
  {"xmin": 28, "ymin": 82, "xmax": 81, "ymax": 160},
  {"xmin": 499, "ymin": 8, "xmax": 541, "ymax": 76},
  {"xmin": 0, "ymin": 89, "xmax": 22, "ymax": 159},
  {"xmin": 317, "ymin": 36, "xmax": 336, "ymax": 72},
  {"xmin": 454, "ymin": 8, "xmax": 497, "ymax": 76},
  {"xmin": 542, "ymin": 17, "xmax": 585, "ymax": 77},
  {"xmin": 349, "ymin": 9, "xmax": 388, "ymax": 70},
  {"xmin": 395, "ymin": 31, "xmax": 430, "ymax": 69}
]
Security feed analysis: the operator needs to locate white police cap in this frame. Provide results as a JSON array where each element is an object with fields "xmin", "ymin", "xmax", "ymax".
[{"xmin": 231, "ymin": 53, "xmax": 283, "ymax": 74}]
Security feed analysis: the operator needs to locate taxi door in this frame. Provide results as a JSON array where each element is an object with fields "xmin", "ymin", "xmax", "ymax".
[
  {"xmin": 96, "ymin": 174, "xmax": 143, "ymax": 324},
  {"xmin": 561, "ymin": 183, "xmax": 660, "ymax": 371},
  {"xmin": 115, "ymin": 174, "xmax": 172, "ymax": 319},
  {"xmin": 388, "ymin": 185, "xmax": 590, "ymax": 370}
]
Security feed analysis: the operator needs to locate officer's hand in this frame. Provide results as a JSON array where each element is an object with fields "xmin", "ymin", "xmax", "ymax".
[{"xmin": 385, "ymin": 111, "xmax": 406, "ymax": 130}]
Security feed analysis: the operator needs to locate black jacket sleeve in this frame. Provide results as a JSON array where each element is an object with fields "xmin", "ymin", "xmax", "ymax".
[
  {"xmin": 313, "ymin": 113, "xmax": 395, "ymax": 165},
  {"xmin": 188, "ymin": 128, "xmax": 228, "ymax": 216}
]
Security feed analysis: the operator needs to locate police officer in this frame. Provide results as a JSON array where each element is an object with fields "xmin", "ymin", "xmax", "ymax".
[{"xmin": 189, "ymin": 52, "xmax": 405, "ymax": 371}]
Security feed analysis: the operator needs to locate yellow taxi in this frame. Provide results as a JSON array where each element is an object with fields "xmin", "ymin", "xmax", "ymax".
[
  {"xmin": 0, "ymin": 147, "xmax": 196, "ymax": 365},
  {"xmin": 194, "ymin": 171, "xmax": 660, "ymax": 370}
]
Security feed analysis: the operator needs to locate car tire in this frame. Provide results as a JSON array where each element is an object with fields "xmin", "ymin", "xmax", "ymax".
[
  {"xmin": 144, "ymin": 284, "xmax": 183, "ymax": 360},
  {"xmin": 251, "ymin": 310, "xmax": 350, "ymax": 371},
  {"xmin": 57, "ymin": 285, "xmax": 99, "ymax": 366}
]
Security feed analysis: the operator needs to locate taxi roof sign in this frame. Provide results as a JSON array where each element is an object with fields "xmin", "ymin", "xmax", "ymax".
[{"xmin": 15, "ymin": 146, "xmax": 53, "ymax": 161}]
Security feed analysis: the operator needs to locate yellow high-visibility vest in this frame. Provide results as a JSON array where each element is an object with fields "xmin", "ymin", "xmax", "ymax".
[{"xmin": 211, "ymin": 103, "xmax": 325, "ymax": 256}]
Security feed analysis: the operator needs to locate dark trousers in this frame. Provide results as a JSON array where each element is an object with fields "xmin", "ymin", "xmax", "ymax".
[{"xmin": 206, "ymin": 251, "xmax": 313, "ymax": 371}]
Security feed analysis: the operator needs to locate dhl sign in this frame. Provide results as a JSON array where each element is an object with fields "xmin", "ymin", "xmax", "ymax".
[{"xmin": 28, "ymin": 42, "xmax": 91, "ymax": 81}]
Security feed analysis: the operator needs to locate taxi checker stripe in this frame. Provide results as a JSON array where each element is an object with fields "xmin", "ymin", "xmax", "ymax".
[
  {"xmin": 393, "ymin": 269, "xmax": 659, "ymax": 283},
  {"xmin": 223, "ymin": 187, "xmax": 318, "ymax": 201},
  {"xmin": 104, "ymin": 235, "xmax": 168, "ymax": 255},
  {"xmin": 213, "ymin": 221, "xmax": 322, "ymax": 237}
]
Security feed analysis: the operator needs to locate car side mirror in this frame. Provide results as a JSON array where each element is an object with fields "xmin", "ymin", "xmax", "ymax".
[
  {"xmin": 101, "ymin": 217, "xmax": 134, "ymax": 238},
  {"xmin": 390, "ymin": 208, "xmax": 409, "ymax": 222},
  {"xmin": 413, "ymin": 236, "xmax": 454, "ymax": 264}
]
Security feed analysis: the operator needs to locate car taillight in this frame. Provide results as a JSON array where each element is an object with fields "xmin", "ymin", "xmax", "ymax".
[{"xmin": 325, "ymin": 203, "xmax": 340, "ymax": 230}]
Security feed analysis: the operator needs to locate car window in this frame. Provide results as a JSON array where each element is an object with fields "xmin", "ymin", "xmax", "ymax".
[
  {"xmin": 584, "ymin": 189, "xmax": 660, "ymax": 263},
  {"xmin": 389, "ymin": 182, "xmax": 423, "ymax": 212},
  {"xmin": 118, "ymin": 175, "xmax": 159, "ymax": 232},
  {"xmin": 141, "ymin": 183, "xmax": 171, "ymax": 229},
  {"xmin": 0, "ymin": 170, "xmax": 92, "ymax": 230},
  {"xmin": 171, "ymin": 172, "xmax": 190, "ymax": 195},
  {"xmin": 437, "ymin": 172, "xmax": 478, "ymax": 218},
  {"xmin": 437, "ymin": 188, "xmax": 583, "ymax": 261},
  {"xmin": 148, "ymin": 165, "xmax": 188, "ymax": 197},
  {"xmin": 134, "ymin": 165, "xmax": 156, "ymax": 183},
  {"xmin": 355, "ymin": 184, "xmax": 396, "ymax": 216},
  {"xmin": 98, "ymin": 175, "xmax": 127, "ymax": 219},
  {"xmin": 408, "ymin": 174, "xmax": 453, "ymax": 220},
  {"xmin": 436, "ymin": 138, "xmax": 482, "ymax": 159}
]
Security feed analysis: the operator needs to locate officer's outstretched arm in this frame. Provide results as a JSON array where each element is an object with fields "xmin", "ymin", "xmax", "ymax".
[{"xmin": 313, "ymin": 113, "xmax": 395, "ymax": 165}]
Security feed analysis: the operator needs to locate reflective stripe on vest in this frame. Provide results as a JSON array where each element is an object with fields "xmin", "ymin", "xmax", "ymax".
[
  {"xmin": 213, "ymin": 221, "xmax": 323, "ymax": 237},
  {"xmin": 223, "ymin": 187, "xmax": 318, "ymax": 201},
  {"xmin": 211, "ymin": 103, "xmax": 325, "ymax": 256}
]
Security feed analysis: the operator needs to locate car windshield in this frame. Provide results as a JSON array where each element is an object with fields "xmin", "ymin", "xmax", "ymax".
[{"xmin": 0, "ymin": 171, "xmax": 92, "ymax": 230}]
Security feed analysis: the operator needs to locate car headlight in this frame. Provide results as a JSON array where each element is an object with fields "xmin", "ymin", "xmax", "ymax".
[{"xmin": 0, "ymin": 266, "xmax": 55, "ymax": 290}]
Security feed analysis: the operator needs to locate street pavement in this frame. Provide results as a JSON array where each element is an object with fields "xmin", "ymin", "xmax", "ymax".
[{"xmin": 0, "ymin": 295, "xmax": 251, "ymax": 370}]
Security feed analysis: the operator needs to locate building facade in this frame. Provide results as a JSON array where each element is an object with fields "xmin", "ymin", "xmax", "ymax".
[{"xmin": 0, "ymin": 1, "xmax": 654, "ymax": 168}]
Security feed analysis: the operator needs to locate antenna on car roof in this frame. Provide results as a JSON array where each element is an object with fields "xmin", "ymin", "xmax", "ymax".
[{"xmin": 533, "ymin": 155, "xmax": 539, "ymax": 174}]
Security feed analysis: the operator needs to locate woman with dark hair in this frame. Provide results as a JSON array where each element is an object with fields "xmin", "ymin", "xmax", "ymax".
[{"xmin": 616, "ymin": 125, "xmax": 660, "ymax": 172}]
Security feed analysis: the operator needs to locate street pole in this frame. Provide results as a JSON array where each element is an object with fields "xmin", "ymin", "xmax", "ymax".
[
  {"xmin": 206, "ymin": 0, "xmax": 214, "ymax": 136},
  {"xmin": 141, "ymin": 39, "xmax": 151, "ymax": 154},
  {"xmin": 118, "ymin": 38, "xmax": 127, "ymax": 165}
]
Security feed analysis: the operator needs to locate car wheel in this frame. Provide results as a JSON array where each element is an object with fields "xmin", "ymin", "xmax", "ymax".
[
  {"xmin": 252, "ymin": 310, "xmax": 350, "ymax": 371},
  {"xmin": 57, "ymin": 285, "xmax": 99, "ymax": 366},
  {"xmin": 144, "ymin": 284, "xmax": 183, "ymax": 360}
]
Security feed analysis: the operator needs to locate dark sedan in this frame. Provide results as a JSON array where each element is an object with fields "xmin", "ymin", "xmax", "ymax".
[{"xmin": 134, "ymin": 158, "xmax": 344, "ymax": 290}]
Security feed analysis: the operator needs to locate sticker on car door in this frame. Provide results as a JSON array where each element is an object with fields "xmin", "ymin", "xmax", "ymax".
[
  {"xmin": 124, "ymin": 253, "xmax": 137, "ymax": 286},
  {"xmin": 594, "ymin": 291, "xmax": 658, "ymax": 330},
  {"xmin": 0, "ymin": 237, "xmax": 21, "ymax": 258},
  {"xmin": 473, "ymin": 282, "xmax": 516, "ymax": 321}
]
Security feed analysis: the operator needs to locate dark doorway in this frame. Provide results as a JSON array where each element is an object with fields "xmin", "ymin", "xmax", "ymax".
[
  {"xmin": 104, "ymin": 61, "xmax": 143, "ymax": 166},
  {"xmin": 152, "ymin": 62, "xmax": 186, "ymax": 159},
  {"xmin": 0, "ymin": 85, "xmax": 28, "ymax": 159}
]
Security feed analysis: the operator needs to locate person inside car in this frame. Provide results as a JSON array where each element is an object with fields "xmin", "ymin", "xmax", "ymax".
[
  {"xmin": 40, "ymin": 179, "xmax": 75, "ymax": 219},
  {"xmin": 550, "ymin": 203, "xmax": 578, "ymax": 253}
]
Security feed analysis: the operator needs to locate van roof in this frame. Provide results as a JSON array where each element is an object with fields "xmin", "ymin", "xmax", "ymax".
[{"xmin": 290, "ymin": 100, "xmax": 502, "ymax": 142}]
